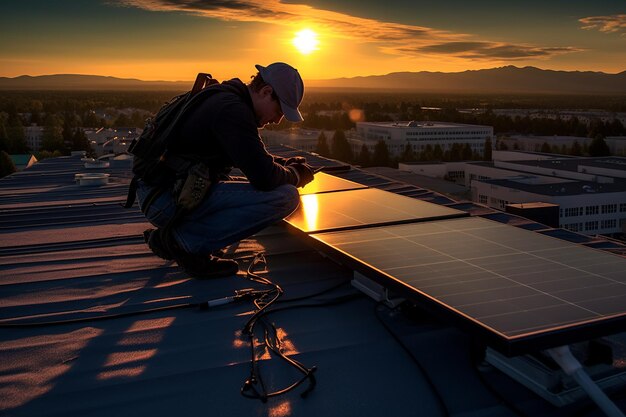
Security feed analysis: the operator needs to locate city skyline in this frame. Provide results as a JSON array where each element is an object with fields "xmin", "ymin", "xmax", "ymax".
[{"xmin": 0, "ymin": 0, "xmax": 624, "ymax": 82}]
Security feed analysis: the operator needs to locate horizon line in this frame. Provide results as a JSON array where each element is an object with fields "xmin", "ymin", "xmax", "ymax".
[{"xmin": 1, "ymin": 65, "xmax": 625, "ymax": 83}]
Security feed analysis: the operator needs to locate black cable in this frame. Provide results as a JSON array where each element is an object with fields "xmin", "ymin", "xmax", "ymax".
[
  {"xmin": 240, "ymin": 253, "xmax": 314, "ymax": 401},
  {"xmin": 241, "ymin": 292, "xmax": 363, "ymax": 402},
  {"xmin": 374, "ymin": 301, "xmax": 452, "ymax": 417},
  {"xmin": 278, "ymin": 279, "xmax": 351, "ymax": 303},
  {"xmin": 0, "ymin": 258, "xmax": 350, "ymax": 330},
  {"xmin": 0, "ymin": 301, "xmax": 198, "ymax": 328},
  {"xmin": 255, "ymin": 293, "xmax": 363, "ymax": 320},
  {"xmin": 2, "ymin": 250, "xmax": 354, "ymax": 402}
]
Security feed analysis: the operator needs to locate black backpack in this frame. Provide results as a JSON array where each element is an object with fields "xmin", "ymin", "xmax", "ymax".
[{"xmin": 123, "ymin": 73, "xmax": 219, "ymax": 208}]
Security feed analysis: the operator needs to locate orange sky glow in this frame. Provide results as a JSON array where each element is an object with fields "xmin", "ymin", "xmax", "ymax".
[{"xmin": 0, "ymin": 1, "xmax": 624, "ymax": 82}]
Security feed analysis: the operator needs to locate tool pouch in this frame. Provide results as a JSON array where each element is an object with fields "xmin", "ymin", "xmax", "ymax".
[{"xmin": 176, "ymin": 163, "xmax": 212, "ymax": 213}]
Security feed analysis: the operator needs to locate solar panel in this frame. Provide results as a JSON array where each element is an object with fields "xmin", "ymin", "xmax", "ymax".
[
  {"xmin": 298, "ymin": 171, "xmax": 367, "ymax": 195},
  {"xmin": 310, "ymin": 217, "xmax": 626, "ymax": 355},
  {"xmin": 285, "ymin": 188, "xmax": 467, "ymax": 234}
]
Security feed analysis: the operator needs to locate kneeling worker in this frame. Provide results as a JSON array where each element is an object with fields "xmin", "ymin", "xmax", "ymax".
[{"xmin": 137, "ymin": 62, "xmax": 314, "ymax": 278}]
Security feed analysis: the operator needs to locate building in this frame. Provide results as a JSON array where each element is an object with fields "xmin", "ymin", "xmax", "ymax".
[
  {"xmin": 399, "ymin": 161, "xmax": 471, "ymax": 185},
  {"xmin": 468, "ymin": 156, "xmax": 626, "ymax": 235},
  {"xmin": 472, "ymin": 177, "xmax": 626, "ymax": 234},
  {"xmin": 399, "ymin": 151, "xmax": 626, "ymax": 236},
  {"xmin": 85, "ymin": 127, "xmax": 139, "ymax": 156},
  {"xmin": 606, "ymin": 136, "xmax": 626, "ymax": 156},
  {"xmin": 24, "ymin": 125, "xmax": 44, "ymax": 152},
  {"xmin": 260, "ymin": 128, "xmax": 334, "ymax": 153},
  {"xmin": 355, "ymin": 121, "xmax": 493, "ymax": 157}
]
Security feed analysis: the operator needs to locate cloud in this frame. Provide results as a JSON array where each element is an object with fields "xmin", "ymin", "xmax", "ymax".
[
  {"xmin": 417, "ymin": 42, "xmax": 581, "ymax": 59},
  {"xmin": 579, "ymin": 14, "xmax": 626, "ymax": 35},
  {"xmin": 112, "ymin": 0, "xmax": 580, "ymax": 61}
]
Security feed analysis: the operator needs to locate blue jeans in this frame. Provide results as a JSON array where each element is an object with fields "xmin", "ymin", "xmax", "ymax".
[{"xmin": 137, "ymin": 179, "xmax": 300, "ymax": 255}]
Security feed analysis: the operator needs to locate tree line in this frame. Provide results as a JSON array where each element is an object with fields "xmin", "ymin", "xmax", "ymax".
[
  {"xmin": 499, "ymin": 136, "xmax": 612, "ymax": 157},
  {"xmin": 1, "ymin": 90, "xmax": 624, "ymax": 160},
  {"xmin": 0, "ymin": 106, "xmax": 94, "ymax": 158}
]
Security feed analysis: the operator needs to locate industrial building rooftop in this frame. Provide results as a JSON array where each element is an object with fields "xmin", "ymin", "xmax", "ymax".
[{"xmin": 1, "ymin": 147, "xmax": 625, "ymax": 417}]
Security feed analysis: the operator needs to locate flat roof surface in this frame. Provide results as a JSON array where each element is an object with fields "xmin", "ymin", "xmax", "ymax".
[
  {"xmin": 358, "ymin": 121, "xmax": 492, "ymax": 129},
  {"xmin": 479, "ymin": 178, "xmax": 626, "ymax": 196},
  {"xmin": 510, "ymin": 156, "xmax": 626, "ymax": 173},
  {"xmin": 2, "ymin": 147, "xmax": 626, "ymax": 417}
]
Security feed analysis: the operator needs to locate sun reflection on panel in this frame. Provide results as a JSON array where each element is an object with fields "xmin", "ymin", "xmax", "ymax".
[{"xmin": 300, "ymin": 194, "xmax": 319, "ymax": 232}]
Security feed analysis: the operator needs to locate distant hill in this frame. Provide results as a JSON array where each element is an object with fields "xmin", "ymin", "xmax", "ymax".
[
  {"xmin": 1, "ymin": 66, "xmax": 625, "ymax": 94},
  {"xmin": 307, "ymin": 66, "xmax": 626, "ymax": 94},
  {"xmin": 0, "ymin": 74, "xmax": 189, "ymax": 91}
]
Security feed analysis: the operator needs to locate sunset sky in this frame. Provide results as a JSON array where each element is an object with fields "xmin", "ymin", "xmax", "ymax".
[{"xmin": 0, "ymin": 0, "xmax": 624, "ymax": 82}]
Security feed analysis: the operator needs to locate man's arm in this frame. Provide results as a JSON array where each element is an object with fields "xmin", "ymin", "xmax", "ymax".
[{"xmin": 213, "ymin": 102, "xmax": 299, "ymax": 190}]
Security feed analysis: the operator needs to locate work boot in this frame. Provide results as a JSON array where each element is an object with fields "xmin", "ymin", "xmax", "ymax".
[
  {"xmin": 144, "ymin": 228, "xmax": 176, "ymax": 260},
  {"xmin": 176, "ymin": 253, "xmax": 239, "ymax": 279},
  {"xmin": 144, "ymin": 228, "xmax": 237, "ymax": 278}
]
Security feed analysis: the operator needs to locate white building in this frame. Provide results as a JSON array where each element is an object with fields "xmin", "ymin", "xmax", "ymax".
[
  {"xmin": 606, "ymin": 136, "xmax": 626, "ymax": 156},
  {"xmin": 260, "ymin": 128, "xmax": 334, "ymax": 153},
  {"xmin": 468, "ymin": 156, "xmax": 626, "ymax": 235},
  {"xmin": 472, "ymin": 178, "xmax": 626, "ymax": 235},
  {"xmin": 400, "ymin": 151, "xmax": 626, "ymax": 236},
  {"xmin": 85, "ymin": 127, "xmax": 139, "ymax": 156},
  {"xmin": 355, "ymin": 121, "xmax": 493, "ymax": 157},
  {"xmin": 24, "ymin": 125, "xmax": 44, "ymax": 152},
  {"xmin": 398, "ymin": 161, "xmax": 469, "ymax": 184}
]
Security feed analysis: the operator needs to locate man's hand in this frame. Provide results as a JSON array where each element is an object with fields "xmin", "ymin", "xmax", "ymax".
[
  {"xmin": 284, "ymin": 156, "xmax": 306, "ymax": 166},
  {"xmin": 288, "ymin": 162, "xmax": 315, "ymax": 188}
]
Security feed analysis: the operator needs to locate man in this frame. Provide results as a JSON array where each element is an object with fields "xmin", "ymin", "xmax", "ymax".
[{"xmin": 137, "ymin": 62, "xmax": 314, "ymax": 278}]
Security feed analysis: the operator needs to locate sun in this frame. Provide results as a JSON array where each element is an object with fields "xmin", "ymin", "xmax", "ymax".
[{"xmin": 292, "ymin": 29, "xmax": 319, "ymax": 55}]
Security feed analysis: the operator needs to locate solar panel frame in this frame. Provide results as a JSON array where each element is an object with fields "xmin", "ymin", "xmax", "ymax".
[
  {"xmin": 298, "ymin": 171, "xmax": 367, "ymax": 195},
  {"xmin": 307, "ymin": 217, "xmax": 626, "ymax": 356}
]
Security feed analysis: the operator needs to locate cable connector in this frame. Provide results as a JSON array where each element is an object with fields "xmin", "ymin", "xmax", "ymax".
[
  {"xmin": 199, "ymin": 288, "xmax": 273, "ymax": 310},
  {"xmin": 201, "ymin": 296, "xmax": 237, "ymax": 309}
]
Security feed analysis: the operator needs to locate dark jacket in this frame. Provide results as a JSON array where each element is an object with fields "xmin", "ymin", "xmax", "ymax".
[{"xmin": 171, "ymin": 78, "xmax": 298, "ymax": 191}]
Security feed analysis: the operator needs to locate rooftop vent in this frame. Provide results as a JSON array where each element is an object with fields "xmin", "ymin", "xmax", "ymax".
[
  {"xmin": 82, "ymin": 158, "xmax": 110, "ymax": 169},
  {"xmin": 74, "ymin": 173, "xmax": 110, "ymax": 186},
  {"xmin": 582, "ymin": 185, "xmax": 596, "ymax": 193}
]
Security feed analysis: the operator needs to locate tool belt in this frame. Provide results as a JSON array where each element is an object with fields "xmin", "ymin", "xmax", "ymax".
[
  {"xmin": 130, "ymin": 162, "xmax": 213, "ymax": 227},
  {"xmin": 175, "ymin": 163, "xmax": 212, "ymax": 214}
]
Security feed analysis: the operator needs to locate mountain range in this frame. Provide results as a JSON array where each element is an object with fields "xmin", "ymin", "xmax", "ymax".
[{"xmin": 1, "ymin": 66, "xmax": 625, "ymax": 94}]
